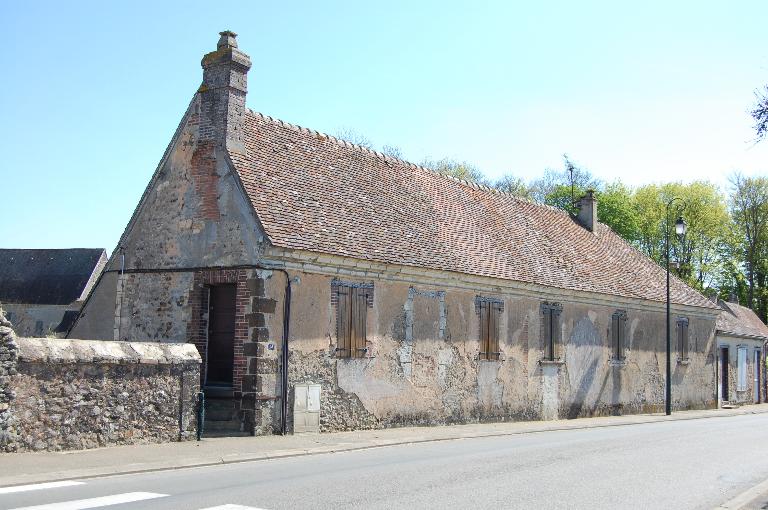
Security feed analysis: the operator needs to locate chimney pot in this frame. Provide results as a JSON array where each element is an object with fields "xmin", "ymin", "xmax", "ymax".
[{"xmin": 217, "ymin": 30, "xmax": 238, "ymax": 49}]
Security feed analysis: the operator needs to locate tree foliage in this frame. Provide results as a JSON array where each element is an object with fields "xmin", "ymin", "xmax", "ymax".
[
  {"xmin": 751, "ymin": 86, "xmax": 768, "ymax": 143},
  {"xmin": 420, "ymin": 157, "xmax": 488, "ymax": 184},
  {"xmin": 728, "ymin": 174, "xmax": 768, "ymax": 318},
  {"xmin": 492, "ymin": 174, "xmax": 532, "ymax": 198}
]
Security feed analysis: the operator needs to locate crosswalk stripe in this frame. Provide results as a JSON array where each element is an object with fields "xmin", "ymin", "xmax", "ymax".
[
  {"xmin": 0, "ymin": 482, "xmax": 85, "ymax": 495},
  {"xmin": 8, "ymin": 492, "xmax": 168, "ymax": 510},
  {"xmin": 198, "ymin": 506, "xmax": 269, "ymax": 510}
]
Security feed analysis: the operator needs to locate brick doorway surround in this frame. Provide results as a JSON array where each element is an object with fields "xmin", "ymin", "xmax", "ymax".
[{"xmin": 186, "ymin": 268, "xmax": 278, "ymax": 434}]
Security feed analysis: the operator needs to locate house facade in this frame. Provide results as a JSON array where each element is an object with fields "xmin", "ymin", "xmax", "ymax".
[
  {"xmin": 715, "ymin": 300, "xmax": 767, "ymax": 407},
  {"xmin": 70, "ymin": 32, "xmax": 721, "ymax": 435},
  {"xmin": 0, "ymin": 249, "xmax": 107, "ymax": 337}
]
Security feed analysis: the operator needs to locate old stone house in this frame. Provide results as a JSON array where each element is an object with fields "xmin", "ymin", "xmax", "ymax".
[
  {"xmin": 715, "ymin": 299, "xmax": 767, "ymax": 407},
  {"xmin": 0, "ymin": 249, "xmax": 106, "ymax": 337},
  {"xmin": 71, "ymin": 32, "xmax": 723, "ymax": 435}
]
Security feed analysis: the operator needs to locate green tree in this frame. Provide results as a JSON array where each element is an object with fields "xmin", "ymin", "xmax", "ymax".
[
  {"xmin": 633, "ymin": 182, "xmax": 729, "ymax": 291},
  {"xmin": 728, "ymin": 174, "xmax": 768, "ymax": 319},
  {"xmin": 492, "ymin": 174, "xmax": 532, "ymax": 198},
  {"xmin": 420, "ymin": 157, "xmax": 488, "ymax": 184},
  {"xmin": 597, "ymin": 182, "xmax": 641, "ymax": 243},
  {"xmin": 530, "ymin": 156, "xmax": 601, "ymax": 213}
]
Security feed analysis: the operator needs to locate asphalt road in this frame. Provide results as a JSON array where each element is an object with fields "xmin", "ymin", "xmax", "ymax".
[{"xmin": 2, "ymin": 413, "xmax": 768, "ymax": 510}]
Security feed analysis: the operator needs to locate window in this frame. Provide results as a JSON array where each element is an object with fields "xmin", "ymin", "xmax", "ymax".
[
  {"xmin": 737, "ymin": 346, "xmax": 748, "ymax": 391},
  {"xmin": 541, "ymin": 303, "xmax": 563, "ymax": 361},
  {"xmin": 676, "ymin": 318, "xmax": 689, "ymax": 361},
  {"xmin": 34, "ymin": 320, "xmax": 44, "ymax": 336},
  {"xmin": 477, "ymin": 298, "xmax": 503, "ymax": 361},
  {"xmin": 611, "ymin": 310, "xmax": 628, "ymax": 361},
  {"xmin": 333, "ymin": 282, "xmax": 373, "ymax": 358}
]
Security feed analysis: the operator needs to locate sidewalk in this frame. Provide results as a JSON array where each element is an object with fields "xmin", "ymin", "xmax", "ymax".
[{"xmin": 2, "ymin": 404, "xmax": 767, "ymax": 488}]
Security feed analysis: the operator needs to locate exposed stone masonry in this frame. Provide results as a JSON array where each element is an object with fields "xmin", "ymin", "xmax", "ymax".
[
  {"xmin": 1, "ymin": 308, "xmax": 201, "ymax": 452},
  {"xmin": 0, "ymin": 311, "xmax": 19, "ymax": 452}
]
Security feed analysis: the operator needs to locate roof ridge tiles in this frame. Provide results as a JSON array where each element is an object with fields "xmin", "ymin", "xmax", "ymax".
[
  {"xmin": 239, "ymin": 108, "xmax": 716, "ymax": 310},
  {"xmin": 244, "ymin": 108, "xmax": 569, "ymax": 213}
]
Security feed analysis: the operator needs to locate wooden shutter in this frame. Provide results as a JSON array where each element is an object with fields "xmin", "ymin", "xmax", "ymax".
[
  {"xmin": 351, "ymin": 287, "xmax": 368, "ymax": 358},
  {"xmin": 552, "ymin": 309, "xmax": 562, "ymax": 360},
  {"xmin": 336, "ymin": 286, "xmax": 351, "ymax": 358},
  {"xmin": 489, "ymin": 302, "xmax": 502, "ymax": 361},
  {"xmin": 681, "ymin": 320, "xmax": 689, "ymax": 360},
  {"xmin": 619, "ymin": 315, "xmax": 626, "ymax": 359},
  {"xmin": 542, "ymin": 307, "xmax": 553, "ymax": 361},
  {"xmin": 611, "ymin": 314, "xmax": 619, "ymax": 360},
  {"xmin": 479, "ymin": 301, "xmax": 490, "ymax": 360}
]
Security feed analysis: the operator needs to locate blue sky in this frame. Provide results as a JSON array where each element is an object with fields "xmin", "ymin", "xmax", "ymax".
[{"xmin": 1, "ymin": 1, "xmax": 767, "ymax": 254}]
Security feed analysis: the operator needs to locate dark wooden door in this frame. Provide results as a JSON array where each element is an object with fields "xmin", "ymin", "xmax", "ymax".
[
  {"xmin": 720, "ymin": 347, "xmax": 729, "ymax": 402},
  {"xmin": 207, "ymin": 285, "xmax": 236, "ymax": 387}
]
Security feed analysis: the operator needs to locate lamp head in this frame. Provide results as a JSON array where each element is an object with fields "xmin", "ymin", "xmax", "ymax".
[{"xmin": 675, "ymin": 216, "xmax": 686, "ymax": 237}]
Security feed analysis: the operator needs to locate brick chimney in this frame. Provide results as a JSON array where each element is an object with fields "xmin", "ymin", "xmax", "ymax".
[
  {"xmin": 199, "ymin": 30, "xmax": 252, "ymax": 155},
  {"xmin": 576, "ymin": 189, "xmax": 597, "ymax": 232}
]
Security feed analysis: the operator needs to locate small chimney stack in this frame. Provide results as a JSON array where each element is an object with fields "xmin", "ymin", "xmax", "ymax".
[
  {"xmin": 576, "ymin": 189, "xmax": 597, "ymax": 232},
  {"xmin": 199, "ymin": 30, "xmax": 252, "ymax": 154}
]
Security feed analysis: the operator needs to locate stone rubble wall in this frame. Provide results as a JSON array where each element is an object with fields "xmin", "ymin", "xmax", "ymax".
[
  {"xmin": 0, "ymin": 312, "xmax": 19, "ymax": 452},
  {"xmin": 0, "ymin": 311, "xmax": 201, "ymax": 452}
]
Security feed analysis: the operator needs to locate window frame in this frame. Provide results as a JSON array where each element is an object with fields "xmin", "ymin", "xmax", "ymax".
[
  {"xmin": 476, "ymin": 297, "xmax": 503, "ymax": 361},
  {"xmin": 332, "ymin": 281, "xmax": 373, "ymax": 359},
  {"xmin": 611, "ymin": 310, "xmax": 628, "ymax": 362},
  {"xmin": 541, "ymin": 302, "xmax": 563, "ymax": 362},
  {"xmin": 737, "ymin": 345, "xmax": 748, "ymax": 391},
  {"xmin": 676, "ymin": 317, "xmax": 690, "ymax": 362}
]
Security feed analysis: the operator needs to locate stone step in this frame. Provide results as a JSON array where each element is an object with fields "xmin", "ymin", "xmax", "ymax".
[
  {"xmin": 204, "ymin": 398, "xmax": 237, "ymax": 422},
  {"xmin": 204, "ymin": 419, "xmax": 243, "ymax": 432}
]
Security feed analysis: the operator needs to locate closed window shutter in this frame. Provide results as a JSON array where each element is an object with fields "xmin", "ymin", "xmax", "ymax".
[
  {"xmin": 619, "ymin": 315, "xmax": 626, "ymax": 359},
  {"xmin": 681, "ymin": 321, "xmax": 689, "ymax": 359},
  {"xmin": 336, "ymin": 286, "xmax": 351, "ymax": 357},
  {"xmin": 552, "ymin": 310, "xmax": 562, "ymax": 360},
  {"xmin": 543, "ymin": 309, "xmax": 553, "ymax": 360},
  {"xmin": 611, "ymin": 315, "xmax": 619, "ymax": 359},
  {"xmin": 489, "ymin": 302, "xmax": 501, "ymax": 361},
  {"xmin": 351, "ymin": 287, "xmax": 368, "ymax": 358},
  {"xmin": 737, "ymin": 347, "xmax": 747, "ymax": 391},
  {"xmin": 479, "ymin": 301, "xmax": 490, "ymax": 360}
]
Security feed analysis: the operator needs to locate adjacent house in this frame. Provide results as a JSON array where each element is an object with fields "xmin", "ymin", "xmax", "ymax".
[
  {"xmin": 0, "ymin": 249, "xmax": 107, "ymax": 337},
  {"xmin": 70, "ymin": 32, "xmax": 722, "ymax": 435},
  {"xmin": 715, "ymin": 299, "xmax": 767, "ymax": 407}
]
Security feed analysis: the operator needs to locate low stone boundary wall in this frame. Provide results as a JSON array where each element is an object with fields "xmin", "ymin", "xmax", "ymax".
[{"xmin": 0, "ymin": 313, "xmax": 201, "ymax": 452}]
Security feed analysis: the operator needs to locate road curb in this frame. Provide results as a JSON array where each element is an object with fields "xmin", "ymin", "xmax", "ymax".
[
  {"xmin": 2, "ymin": 406, "xmax": 767, "ymax": 488},
  {"xmin": 716, "ymin": 476, "xmax": 768, "ymax": 509}
]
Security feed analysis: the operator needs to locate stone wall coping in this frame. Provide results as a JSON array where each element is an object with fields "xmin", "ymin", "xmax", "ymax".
[{"xmin": 15, "ymin": 337, "xmax": 201, "ymax": 365}]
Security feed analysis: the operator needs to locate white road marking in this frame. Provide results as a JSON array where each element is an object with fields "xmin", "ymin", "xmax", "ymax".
[
  {"xmin": 0, "ymin": 481, "xmax": 85, "ymax": 495},
  {"xmin": 8, "ymin": 492, "xmax": 168, "ymax": 510},
  {"xmin": 199, "ymin": 505, "xmax": 269, "ymax": 510}
]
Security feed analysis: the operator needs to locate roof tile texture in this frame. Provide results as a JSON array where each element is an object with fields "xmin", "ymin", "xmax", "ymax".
[
  {"xmin": 232, "ymin": 111, "xmax": 715, "ymax": 309},
  {"xmin": 716, "ymin": 301, "xmax": 768, "ymax": 339}
]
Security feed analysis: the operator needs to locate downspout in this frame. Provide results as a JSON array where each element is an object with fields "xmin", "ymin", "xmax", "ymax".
[{"xmin": 277, "ymin": 270, "xmax": 292, "ymax": 435}]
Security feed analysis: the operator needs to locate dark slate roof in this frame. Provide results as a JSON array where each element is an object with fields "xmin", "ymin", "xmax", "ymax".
[
  {"xmin": 230, "ymin": 110, "xmax": 716, "ymax": 310},
  {"xmin": 716, "ymin": 301, "xmax": 768, "ymax": 340},
  {"xmin": 0, "ymin": 249, "xmax": 106, "ymax": 305}
]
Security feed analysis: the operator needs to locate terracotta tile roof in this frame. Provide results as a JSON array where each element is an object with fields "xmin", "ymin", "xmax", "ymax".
[
  {"xmin": 231, "ymin": 110, "xmax": 716, "ymax": 310},
  {"xmin": 716, "ymin": 301, "xmax": 768, "ymax": 340}
]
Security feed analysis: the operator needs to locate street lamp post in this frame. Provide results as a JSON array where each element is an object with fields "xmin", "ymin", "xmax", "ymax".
[{"xmin": 665, "ymin": 198, "xmax": 687, "ymax": 416}]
